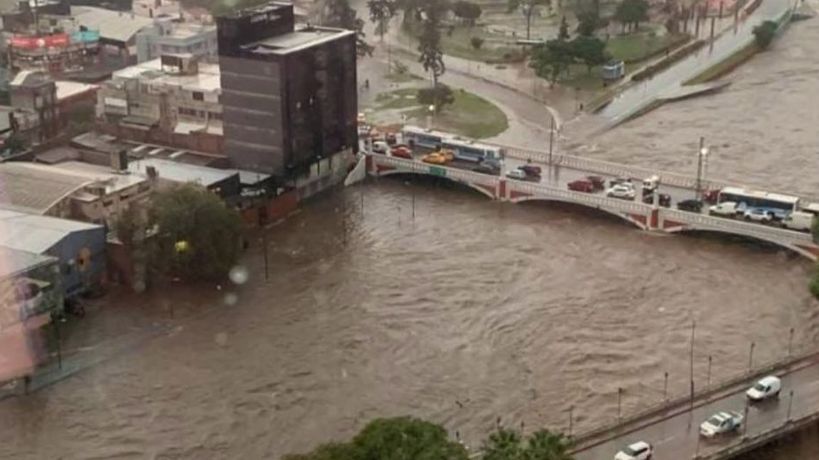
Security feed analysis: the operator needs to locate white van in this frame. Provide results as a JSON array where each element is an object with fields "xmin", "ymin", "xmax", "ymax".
[
  {"xmin": 642, "ymin": 175, "xmax": 660, "ymax": 191},
  {"xmin": 781, "ymin": 211, "xmax": 814, "ymax": 232},
  {"xmin": 746, "ymin": 375, "xmax": 781, "ymax": 401}
]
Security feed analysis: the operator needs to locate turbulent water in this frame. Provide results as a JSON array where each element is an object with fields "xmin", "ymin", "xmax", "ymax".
[{"xmin": 2, "ymin": 11, "xmax": 819, "ymax": 460}]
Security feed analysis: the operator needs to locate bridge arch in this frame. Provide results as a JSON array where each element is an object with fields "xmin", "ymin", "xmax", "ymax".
[
  {"xmin": 665, "ymin": 226, "xmax": 817, "ymax": 260},
  {"xmin": 375, "ymin": 169, "xmax": 498, "ymax": 200},
  {"xmin": 512, "ymin": 195, "xmax": 648, "ymax": 230}
]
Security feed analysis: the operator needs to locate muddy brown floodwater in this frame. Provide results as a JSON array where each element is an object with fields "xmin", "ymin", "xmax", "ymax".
[{"xmin": 2, "ymin": 11, "xmax": 819, "ymax": 460}]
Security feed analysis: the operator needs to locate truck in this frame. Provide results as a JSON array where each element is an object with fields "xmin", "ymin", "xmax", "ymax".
[{"xmin": 781, "ymin": 211, "xmax": 814, "ymax": 232}]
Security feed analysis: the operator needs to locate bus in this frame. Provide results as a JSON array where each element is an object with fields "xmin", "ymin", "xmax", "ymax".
[
  {"xmin": 717, "ymin": 187, "xmax": 800, "ymax": 217},
  {"xmin": 400, "ymin": 126, "xmax": 504, "ymax": 163}
]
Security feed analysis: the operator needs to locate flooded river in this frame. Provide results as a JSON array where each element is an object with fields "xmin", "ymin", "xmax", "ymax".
[{"xmin": 2, "ymin": 10, "xmax": 819, "ymax": 460}]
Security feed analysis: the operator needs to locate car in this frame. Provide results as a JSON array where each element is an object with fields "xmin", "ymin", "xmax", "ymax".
[
  {"xmin": 699, "ymin": 411, "xmax": 743, "ymax": 438},
  {"xmin": 607, "ymin": 184, "xmax": 636, "ymax": 200},
  {"xmin": 614, "ymin": 441, "xmax": 653, "ymax": 460},
  {"xmin": 520, "ymin": 164, "xmax": 542, "ymax": 178},
  {"xmin": 642, "ymin": 175, "xmax": 660, "ymax": 192},
  {"xmin": 743, "ymin": 208, "xmax": 774, "ymax": 223},
  {"xmin": 677, "ymin": 199, "xmax": 703, "ymax": 213},
  {"xmin": 372, "ymin": 140, "xmax": 389, "ymax": 154},
  {"xmin": 609, "ymin": 177, "xmax": 633, "ymax": 188},
  {"xmin": 587, "ymin": 176, "xmax": 606, "ymax": 191},
  {"xmin": 642, "ymin": 193, "xmax": 671, "ymax": 207},
  {"xmin": 390, "ymin": 145, "xmax": 413, "ymax": 159},
  {"xmin": 568, "ymin": 179, "xmax": 595, "ymax": 193},
  {"xmin": 703, "ymin": 189, "xmax": 721, "ymax": 204},
  {"xmin": 422, "ymin": 152, "xmax": 449, "ymax": 165},
  {"xmin": 746, "ymin": 375, "xmax": 782, "ymax": 402},
  {"xmin": 506, "ymin": 169, "xmax": 527, "ymax": 180},
  {"xmin": 782, "ymin": 211, "xmax": 815, "ymax": 232},
  {"xmin": 709, "ymin": 201, "xmax": 742, "ymax": 217},
  {"xmin": 437, "ymin": 148, "xmax": 455, "ymax": 161},
  {"xmin": 475, "ymin": 159, "xmax": 501, "ymax": 175}
]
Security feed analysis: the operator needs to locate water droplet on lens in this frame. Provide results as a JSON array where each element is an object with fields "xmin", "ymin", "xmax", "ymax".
[{"xmin": 229, "ymin": 266, "xmax": 249, "ymax": 285}]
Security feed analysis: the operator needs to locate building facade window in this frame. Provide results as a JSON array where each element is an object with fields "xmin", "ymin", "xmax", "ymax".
[{"xmin": 192, "ymin": 92, "xmax": 204, "ymax": 101}]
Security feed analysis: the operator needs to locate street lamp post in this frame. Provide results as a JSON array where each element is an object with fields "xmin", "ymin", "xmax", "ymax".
[
  {"xmin": 617, "ymin": 387, "xmax": 623, "ymax": 423},
  {"xmin": 748, "ymin": 341, "xmax": 756, "ymax": 372},
  {"xmin": 426, "ymin": 104, "xmax": 435, "ymax": 130},
  {"xmin": 788, "ymin": 327, "xmax": 795, "ymax": 357},
  {"xmin": 568, "ymin": 405, "xmax": 574, "ymax": 437},
  {"xmin": 695, "ymin": 137, "xmax": 709, "ymax": 201}
]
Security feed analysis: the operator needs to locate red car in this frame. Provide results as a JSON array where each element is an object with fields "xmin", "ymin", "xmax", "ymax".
[
  {"xmin": 520, "ymin": 164, "xmax": 542, "ymax": 177},
  {"xmin": 568, "ymin": 179, "xmax": 595, "ymax": 193},
  {"xmin": 390, "ymin": 145, "xmax": 413, "ymax": 159}
]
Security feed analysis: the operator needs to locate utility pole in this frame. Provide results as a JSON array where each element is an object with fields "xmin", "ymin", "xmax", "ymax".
[
  {"xmin": 787, "ymin": 390, "xmax": 794, "ymax": 421},
  {"xmin": 707, "ymin": 355, "xmax": 712, "ymax": 390},
  {"xmin": 695, "ymin": 137, "xmax": 706, "ymax": 200},
  {"xmin": 617, "ymin": 387, "xmax": 623, "ymax": 423},
  {"xmin": 568, "ymin": 405, "xmax": 574, "ymax": 437},
  {"xmin": 689, "ymin": 319, "xmax": 696, "ymax": 406},
  {"xmin": 664, "ymin": 371, "xmax": 669, "ymax": 401},
  {"xmin": 748, "ymin": 341, "xmax": 755, "ymax": 372},
  {"xmin": 788, "ymin": 327, "xmax": 795, "ymax": 357},
  {"xmin": 548, "ymin": 117, "xmax": 555, "ymax": 180}
]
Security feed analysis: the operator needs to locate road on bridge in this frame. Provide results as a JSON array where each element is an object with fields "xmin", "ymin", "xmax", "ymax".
[{"xmin": 573, "ymin": 360, "xmax": 819, "ymax": 460}]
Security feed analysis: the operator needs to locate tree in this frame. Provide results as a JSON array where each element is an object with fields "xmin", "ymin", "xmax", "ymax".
[
  {"xmin": 507, "ymin": 0, "xmax": 550, "ymax": 41},
  {"xmin": 753, "ymin": 20, "xmax": 778, "ymax": 49},
  {"xmin": 353, "ymin": 417, "xmax": 469, "ymax": 460},
  {"xmin": 483, "ymin": 429, "xmax": 524, "ymax": 460},
  {"xmin": 529, "ymin": 39, "xmax": 574, "ymax": 85},
  {"xmin": 558, "ymin": 16, "xmax": 570, "ymax": 41},
  {"xmin": 576, "ymin": 11, "xmax": 605, "ymax": 36},
  {"xmin": 417, "ymin": 84, "xmax": 456, "ymax": 111},
  {"xmin": 417, "ymin": 0, "xmax": 446, "ymax": 106},
  {"xmin": 149, "ymin": 184, "xmax": 243, "ymax": 281},
  {"xmin": 324, "ymin": 0, "xmax": 374, "ymax": 56},
  {"xmin": 452, "ymin": 1, "xmax": 482, "ymax": 26},
  {"xmin": 471, "ymin": 36, "xmax": 485, "ymax": 50},
  {"xmin": 482, "ymin": 428, "xmax": 574, "ymax": 460},
  {"xmin": 523, "ymin": 430, "xmax": 572, "ymax": 460},
  {"xmin": 614, "ymin": 0, "xmax": 649, "ymax": 32},
  {"xmin": 570, "ymin": 36, "xmax": 609, "ymax": 73},
  {"xmin": 368, "ymin": 0, "xmax": 398, "ymax": 41}
]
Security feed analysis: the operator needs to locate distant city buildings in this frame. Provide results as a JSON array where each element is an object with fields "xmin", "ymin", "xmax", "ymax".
[
  {"xmin": 132, "ymin": 0, "xmax": 181, "ymax": 19},
  {"xmin": 136, "ymin": 20, "xmax": 217, "ymax": 63}
]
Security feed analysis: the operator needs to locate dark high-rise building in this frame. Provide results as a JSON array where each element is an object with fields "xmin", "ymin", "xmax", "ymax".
[{"xmin": 216, "ymin": 2, "xmax": 358, "ymax": 179}]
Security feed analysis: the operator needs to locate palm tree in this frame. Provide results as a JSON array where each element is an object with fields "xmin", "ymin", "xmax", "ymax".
[
  {"xmin": 483, "ymin": 428, "xmax": 524, "ymax": 460},
  {"xmin": 524, "ymin": 430, "xmax": 573, "ymax": 460}
]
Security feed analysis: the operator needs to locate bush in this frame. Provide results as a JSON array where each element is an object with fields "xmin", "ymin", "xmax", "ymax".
[
  {"xmin": 471, "ymin": 36, "xmax": 485, "ymax": 50},
  {"xmin": 417, "ymin": 84, "xmax": 455, "ymax": 111},
  {"xmin": 753, "ymin": 20, "xmax": 777, "ymax": 49}
]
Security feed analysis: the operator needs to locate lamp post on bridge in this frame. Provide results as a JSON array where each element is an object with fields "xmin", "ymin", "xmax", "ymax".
[
  {"xmin": 548, "ymin": 117, "xmax": 555, "ymax": 181},
  {"xmin": 695, "ymin": 137, "xmax": 709, "ymax": 201}
]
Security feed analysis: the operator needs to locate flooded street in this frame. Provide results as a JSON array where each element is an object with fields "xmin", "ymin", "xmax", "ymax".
[{"xmin": 2, "ymin": 11, "xmax": 819, "ymax": 460}]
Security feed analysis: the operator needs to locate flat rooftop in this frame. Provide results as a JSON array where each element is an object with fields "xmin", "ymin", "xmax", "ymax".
[
  {"xmin": 128, "ymin": 157, "xmax": 237, "ymax": 187},
  {"xmin": 248, "ymin": 25, "xmax": 353, "ymax": 55},
  {"xmin": 0, "ymin": 245, "xmax": 55, "ymax": 280},
  {"xmin": 112, "ymin": 58, "xmax": 221, "ymax": 92}
]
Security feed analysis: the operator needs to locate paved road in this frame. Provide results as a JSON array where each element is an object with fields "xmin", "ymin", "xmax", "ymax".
[
  {"xmin": 599, "ymin": 0, "xmax": 793, "ymax": 125},
  {"xmin": 574, "ymin": 361, "xmax": 819, "ymax": 460}
]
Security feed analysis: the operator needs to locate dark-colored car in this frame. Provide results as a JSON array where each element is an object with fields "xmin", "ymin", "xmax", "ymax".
[
  {"xmin": 568, "ymin": 179, "xmax": 595, "ymax": 193},
  {"xmin": 390, "ymin": 145, "xmax": 413, "ymax": 159},
  {"xmin": 586, "ymin": 176, "xmax": 606, "ymax": 191},
  {"xmin": 677, "ymin": 199, "xmax": 704, "ymax": 213},
  {"xmin": 642, "ymin": 193, "xmax": 671, "ymax": 207},
  {"xmin": 520, "ymin": 164, "xmax": 542, "ymax": 178},
  {"xmin": 474, "ymin": 163, "xmax": 500, "ymax": 175}
]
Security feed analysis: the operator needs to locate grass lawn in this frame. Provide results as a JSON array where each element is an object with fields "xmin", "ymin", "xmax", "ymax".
[
  {"xmin": 403, "ymin": 88, "xmax": 508, "ymax": 139},
  {"xmin": 375, "ymin": 88, "xmax": 422, "ymax": 110},
  {"xmin": 384, "ymin": 70, "xmax": 423, "ymax": 83},
  {"xmin": 606, "ymin": 31, "xmax": 689, "ymax": 63}
]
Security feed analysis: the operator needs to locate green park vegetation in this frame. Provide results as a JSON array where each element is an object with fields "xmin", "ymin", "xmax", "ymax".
[
  {"xmin": 282, "ymin": 416, "xmax": 574, "ymax": 460},
  {"xmin": 402, "ymin": 19, "xmax": 525, "ymax": 63},
  {"xmin": 752, "ymin": 20, "xmax": 778, "ymax": 49}
]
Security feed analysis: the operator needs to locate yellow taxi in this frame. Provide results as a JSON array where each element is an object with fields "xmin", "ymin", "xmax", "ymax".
[{"xmin": 422, "ymin": 152, "xmax": 449, "ymax": 165}]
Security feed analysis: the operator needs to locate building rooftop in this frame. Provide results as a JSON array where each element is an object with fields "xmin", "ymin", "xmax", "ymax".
[
  {"xmin": 48, "ymin": 161, "xmax": 149, "ymax": 195},
  {"xmin": 0, "ymin": 209, "xmax": 103, "ymax": 255},
  {"xmin": 0, "ymin": 245, "xmax": 56, "ymax": 281},
  {"xmin": 10, "ymin": 70, "xmax": 53, "ymax": 88},
  {"xmin": 111, "ymin": 57, "xmax": 221, "ymax": 93},
  {"xmin": 71, "ymin": 6, "xmax": 155, "ymax": 44},
  {"xmin": 128, "ymin": 157, "xmax": 237, "ymax": 187},
  {"xmin": 0, "ymin": 162, "xmax": 94, "ymax": 214},
  {"xmin": 249, "ymin": 25, "xmax": 353, "ymax": 55},
  {"xmin": 55, "ymin": 81, "xmax": 98, "ymax": 101}
]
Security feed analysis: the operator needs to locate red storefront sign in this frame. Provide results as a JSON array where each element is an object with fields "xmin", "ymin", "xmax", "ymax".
[{"xmin": 9, "ymin": 34, "xmax": 70, "ymax": 49}]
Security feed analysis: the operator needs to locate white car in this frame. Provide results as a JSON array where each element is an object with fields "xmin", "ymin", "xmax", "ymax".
[
  {"xmin": 743, "ymin": 208, "xmax": 774, "ymax": 223},
  {"xmin": 506, "ymin": 169, "xmax": 527, "ymax": 180},
  {"xmin": 700, "ymin": 411, "xmax": 743, "ymax": 438},
  {"xmin": 614, "ymin": 441, "xmax": 653, "ymax": 460},
  {"xmin": 607, "ymin": 184, "xmax": 636, "ymax": 200},
  {"xmin": 746, "ymin": 375, "xmax": 782, "ymax": 402},
  {"xmin": 709, "ymin": 201, "xmax": 742, "ymax": 217}
]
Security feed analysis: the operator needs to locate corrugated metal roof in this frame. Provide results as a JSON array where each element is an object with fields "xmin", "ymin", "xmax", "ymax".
[
  {"xmin": 0, "ymin": 245, "xmax": 55, "ymax": 280},
  {"xmin": 128, "ymin": 157, "xmax": 237, "ymax": 187},
  {"xmin": 0, "ymin": 162, "xmax": 93, "ymax": 214},
  {"xmin": 0, "ymin": 209, "xmax": 103, "ymax": 254},
  {"xmin": 70, "ymin": 6, "xmax": 155, "ymax": 44}
]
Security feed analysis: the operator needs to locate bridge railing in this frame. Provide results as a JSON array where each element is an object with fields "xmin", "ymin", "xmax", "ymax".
[
  {"xmin": 371, "ymin": 154, "xmax": 500, "ymax": 188},
  {"xmin": 508, "ymin": 179, "xmax": 655, "ymax": 215},
  {"xmin": 661, "ymin": 208, "xmax": 814, "ymax": 244}
]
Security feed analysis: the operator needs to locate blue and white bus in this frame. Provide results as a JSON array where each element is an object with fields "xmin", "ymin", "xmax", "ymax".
[
  {"xmin": 401, "ymin": 125, "xmax": 445, "ymax": 149},
  {"xmin": 718, "ymin": 186, "xmax": 799, "ymax": 218},
  {"xmin": 400, "ymin": 126, "xmax": 504, "ymax": 163}
]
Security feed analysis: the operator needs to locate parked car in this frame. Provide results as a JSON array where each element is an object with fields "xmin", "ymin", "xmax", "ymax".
[
  {"xmin": 700, "ymin": 411, "xmax": 743, "ymax": 438},
  {"xmin": 743, "ymin": 208, "xmax": 774, "ymax": 223},
  {"xmin": 587, "ymin": 175, "xmax": 606, "ymax": 191},
  {"xmin": 614, "ymin": 441, "xmax": 653, "ymax": 460},
  {"xmin": 520, "ymin": 164, "xmax": 542, "ymax": 178},
  {"xmin": 782, "ymin": 211, "xmax": 815, "ymax": 232},
  {"xmin": 506, "ymin": 169, "xmax": 527, "ymax": 180},
  {"xmin": 642, "ymin": 174, "xmax": 660, "ymax": 192},
  {"xmin": 677, "ymin": 199, "xmax": 703, "ymax": 213},
  {"xmin": 607, "ymin": 184, "xmax": 636, "ymax": 200},
  {"xmin": 709, "ymin": 201, "xmax": 742, "ymax": 217},
  {"xmin": 372, "ymin": 140, "xmax": 389, "ymax": 154},
  {"xmin": 474, "ymin": 162, "xmax": 501, "ymax": 175},
  {"xmin": 437, "ymin": 148, "xmax": 455, "ymax": 161},
  {"xmin": 609, "ymin": 177, "xmax": 633, "ymax": 188},
  {"xmin": 568, "ymin": 179, "xmax": 595, "ymax": 193},
  {"xmin": 642, "ymin": 193, "xmax": 671, "ymax": 207},
  {"xmin": 746, "ymin": 375, "xmax": 782, "ymax": 402},
  {"xmin": 422, "ymin": 152, "xmax": 449, "ymax": 165},
  {"xmin": 390, "ymin": 145, "xmax": 413, "ymax": 159}
]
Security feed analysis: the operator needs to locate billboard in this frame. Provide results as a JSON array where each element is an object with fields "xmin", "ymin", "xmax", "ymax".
[{"xmin": 9, "ymin": 34, "xmax": 70, "ymax": 49}]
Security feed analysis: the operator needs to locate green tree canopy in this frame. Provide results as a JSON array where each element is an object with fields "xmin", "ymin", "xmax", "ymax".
[
  {"xmin": 753, "ymin": 20, "xmax": 778, "ymax": 49},
  {"xmin": 417, "ymin": 0, "xmax": 447, "ymax": 95},
  {"xmin": 570, "ymin": 36, "xmax": 610, "ymax": 73},
  {"xmin": 482, "ymin": 428, "xmax": 573, "ymax": 460},
  {"xmin": 417, "ymin": 84, "xmax": 456, "ymax": 111},
  {"xmin": 368, "ymin": 0, "xmax": 398, "ymax": 41},
  {"xmin": 149, "ymin": 184, "xmax": 243, "ymax": 280},
  {"xmin": 471, "ymin": 36, "xmax": 485, "ymax": 50},
  {"xmin": 452, "ymin": 1, "xmax": 483, "ymax": 25},
  {"xmin": 614, "ymin": 0, "xmax": 649, "ymax": 32},
  {"xmin": 529, "ymin": 39, "xmax": 574, "ymax": 84},
  {"xmin": 558, "ymin": 16, "xmax": 570, "ymax": 41},
  {"xmin": 324, "ymin": 0, "xmax": 374, "ymax": 56}
]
